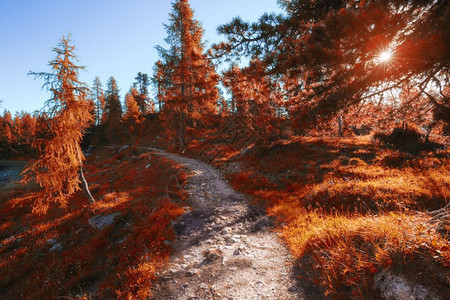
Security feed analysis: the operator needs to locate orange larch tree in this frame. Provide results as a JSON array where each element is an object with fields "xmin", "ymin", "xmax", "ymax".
[
  {"xmin": 0, "ymin": 110, "xmax": 13, "ymax": 146},
  {"xmin": 123, "ymin": 88, "xmax": 143, "ymax": 153},
  {"xmin": 12, "ymin": 114, "xmax": 23, "ymax": 144},
  {"xmin": 156, "ymin": 0, "xmax": 219, "ymax": 149},
  {"xmin": 23, "ymin": 35, "xmax": 95, "ymax": 213},
  {"xmin": 216, "ymin": 0, "xmax": 449, "ymax": 134},
  {"xmin": 20, "ymin": 112, "xmax": 37, "ymax": 144},
  {"xmin": 222, "ymin": 59, "xmax": 282, "ymax": 138}
]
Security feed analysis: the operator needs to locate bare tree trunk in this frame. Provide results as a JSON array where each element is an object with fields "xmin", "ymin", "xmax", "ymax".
[
  {"xmin": 231, "ymin": 93, "xmax": 236, "ymax": 114},
  {"xmin": 79, "ymin": 166, "xmax": 95, "ymax": 204},
  {"xmin": 425, "ymin": 122, "xmax": 435, "ymax": 143},
  {"xmin": 158, "ymin": 82, "xmax": 162, "ymax": 112},
  {"xmin": 179, "ymin": 110, "xmax": 186, "ymax": 150},
  {"xmin": 425, "ymin": 130, "xmax": 431, "ymax": 143},
  {"xmin": 338, "ymin": 115, "xmax": 343, "ymax": 137},
  {"xmin": 130, "ymin": 135, "xmax": 135, "ymax": 157}
]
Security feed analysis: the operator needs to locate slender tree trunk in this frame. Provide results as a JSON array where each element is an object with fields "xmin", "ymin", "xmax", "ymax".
[
  {"xmin": 131, "ymin": 135, "xmax": 137, "ymax": 156},
  {"xmin": 179, "ymin": 12, "xmax": 186, "ymax": 150},
  {"xmin": 158, "ymin": 82, "xmax": 162, "ymax": 112},
  {"xmin": 231, "ymin": 93, "xmax": 236, "ymax": 114},
  {"xmin": 179, "ymin": 110, "xmax": 185, "ymax": 150},
  {"xmin": 338, "ymin": 115, "xmax": 343, "ymax": 137},
  {"xmin": 79, "ymin": 166, "xmax": 95, "ymax": 204}
]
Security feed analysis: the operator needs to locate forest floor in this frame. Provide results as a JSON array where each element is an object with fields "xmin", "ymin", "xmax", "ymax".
[
  {"xmin": 179, "ymin": 133, "xmax": 449, "ymax": 299},
  {"xmin": 0, "ymin": 147, "xmax": 189, "ymax": 299},
  {"xmin": 145, "ymin": 147, "xmax": 323, "ymax": 299},
  {"xmin": 1, "ymin": 130, "xmax": 448, "ymax": 299}
]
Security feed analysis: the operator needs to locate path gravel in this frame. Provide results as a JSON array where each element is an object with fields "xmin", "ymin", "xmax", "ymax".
[{"xmin": 144, "ymin": 148, "xmax": 318, "ymax": 300}]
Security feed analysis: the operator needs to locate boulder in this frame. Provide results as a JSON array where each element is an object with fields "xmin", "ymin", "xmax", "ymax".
[
  {"xmin": 374, "ymin": 271, "xmax": 439, "ymax": 300},
  {"xmin": 49, "ymin": 242, "xmax": 63, "ymax": 252},
  {"xmin": 89, "ymin": 213, "xmax": 121, "ymax": 230}
]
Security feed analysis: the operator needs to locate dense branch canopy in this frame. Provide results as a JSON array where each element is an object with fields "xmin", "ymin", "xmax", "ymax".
[{"xmin": 214, "ymin": 0, "xmax": 449, "ymax": 128}]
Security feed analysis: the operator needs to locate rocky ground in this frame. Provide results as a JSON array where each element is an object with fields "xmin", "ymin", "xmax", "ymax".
[{"xmin": 144, "ymin": 148, "xmax": 323, "ymax": 300}]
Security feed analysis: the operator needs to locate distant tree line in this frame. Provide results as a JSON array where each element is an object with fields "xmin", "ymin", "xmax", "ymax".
[{"xmin": 0, "ymin": 110, "xmax": 37, "ymax": 156}]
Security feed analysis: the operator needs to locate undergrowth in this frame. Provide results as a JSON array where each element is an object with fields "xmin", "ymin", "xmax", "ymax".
[
  {"xmin": 374, "ymin": 127, "xmax": 443, "ymax": 154},
  {"xmin": 0, "ymin": 147, "xmax": 188, "ymax": 299}
]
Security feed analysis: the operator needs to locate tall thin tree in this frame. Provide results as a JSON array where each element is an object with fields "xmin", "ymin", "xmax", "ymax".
[
  {"xmin": 156, "ymin": 0, "xmax": 219, "ymax": 149},
  {"xmin": 152, "ymin": 60, "xmax": 167, "ymax": 112},
  {"xmin": 22, "ymin": 35, "xmax": 95, "ymax": 213},
  {"xmin": 91, "ymin": 76, "xmax": 105, "ymax": 125},
  {"xmin": 123, "ymin": 88, "xmax": 143, "ymax": 154},
  {"xmin": 133, "ymin": 72, "xmax": 151, "ymax": 114},
  {"xmin": 104, "ymin": 76, "xmax": 123, "ymax": 141}
]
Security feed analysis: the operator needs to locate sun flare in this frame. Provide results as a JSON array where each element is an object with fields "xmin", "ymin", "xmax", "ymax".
[{"xmin": 378, "ymin": 51, "xmax": 392, "ymax": 62}]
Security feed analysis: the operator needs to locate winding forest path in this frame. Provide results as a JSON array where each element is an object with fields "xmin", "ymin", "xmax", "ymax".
[{"xmin": 144, "ymin": 147, "xmax": 316, "ymax": 300}]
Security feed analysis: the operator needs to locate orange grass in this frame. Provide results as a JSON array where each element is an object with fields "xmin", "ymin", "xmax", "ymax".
[
  {"xmin": 220, "ymin": 136, "xmax": 450, "ymax": 298},
  {"xmin": 0, "ymin": 148, "xmax": 189, "ymax": 299},
  {"xmin": 258, "ymin": 191, "xmax": 449, "ymax": 298}
]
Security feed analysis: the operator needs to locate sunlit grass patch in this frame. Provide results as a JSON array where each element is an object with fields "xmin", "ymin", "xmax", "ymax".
[
  {"xmin": 224, "ymin": 136, "xmax": 450, "ymax": 298},
  {"xmin": 252, "ymin": 188, "xmax": 450, "ymax": 298},
  {"xmin": 292, "ymin": 213, "xmax": 449, "ymax": 298}
]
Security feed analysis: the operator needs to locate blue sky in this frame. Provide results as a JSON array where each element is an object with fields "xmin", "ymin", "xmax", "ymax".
[{"xmin": 0, "ymin": 0, "xmax": 282, "ymax": 115}]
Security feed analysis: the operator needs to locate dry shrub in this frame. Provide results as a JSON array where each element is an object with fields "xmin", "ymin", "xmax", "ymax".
[
  {"xmin": 115, "ymin": 199, "xmax": 185, "ymax": 298},
  {"xmin": 228, "ymin": 170, "xmax": 276, "ymax": 194},
  {"xmin": 376, "ymin": 150, "xmax": 414, "ymax": 168},
  {"xmin": 374, "ymin": 127, "xmax": 443, "ymax": 154}
]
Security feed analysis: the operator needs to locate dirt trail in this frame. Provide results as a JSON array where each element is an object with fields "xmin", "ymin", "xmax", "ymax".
[{"xmin": 145, "ymin": 147, "xmax": 319, "ymax": 300}]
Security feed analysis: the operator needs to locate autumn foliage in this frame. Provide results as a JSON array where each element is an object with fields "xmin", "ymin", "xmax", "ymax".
[
  {"xmin": 157, "ymin": 0, "xmax": 219, "ymax": 149},
  {"xmin": 22, "ymin": 36, "xmax": 95, "ymax": 213},
  {"xmin": 0, "ymin": 148, "xmax": 188, "ymax": 298},
  {"xmin": 123, "ymin": 88, "xmax": 144, "ymax": 152},
  {"xmin": 0, "ymin": 111, "xmax": 37, "ymax": 157}
]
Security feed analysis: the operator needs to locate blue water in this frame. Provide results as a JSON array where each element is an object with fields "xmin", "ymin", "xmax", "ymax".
[{"xmin": 0, "ymin": 160, "xmax": 28, "ymax": 186}]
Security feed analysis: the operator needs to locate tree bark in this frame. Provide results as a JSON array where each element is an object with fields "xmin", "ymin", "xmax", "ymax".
[
  {"xmin": 130, "ymin": 135, "xmax": 137, "ymax": 157},
  {"xmin": 79, "ymin": 166, "xmax": 95, "ymax": 204},
  {"xmin": 179, "ymin": 12, "xmax": 186, "ymax": 151},
  {"xmin": 231, "ymin": 93, "xmax": 236, "ymax": 114},
  {"xmin": 158, "ymin": 82, "xmax": 162, "ymax": 112},
  {"xmin": 179, "ymin": 110, "xmax": 186, "ymax": 150}
]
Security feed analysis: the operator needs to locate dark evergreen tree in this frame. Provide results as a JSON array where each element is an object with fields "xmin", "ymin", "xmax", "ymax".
[
  {"xmin": 133, "ymin": 72, "xmax": 152, "ymax": 114},
  {"xmin": 152, "ymin": 61, "xmax": 166, "ymax": 112},
  {"xmin": 91, "ymin": 76, "xmax": 105, "ymax": 125},
  {"xmin": 104, "ymin": 76, "xmax": 123, "ymax": 140}
]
